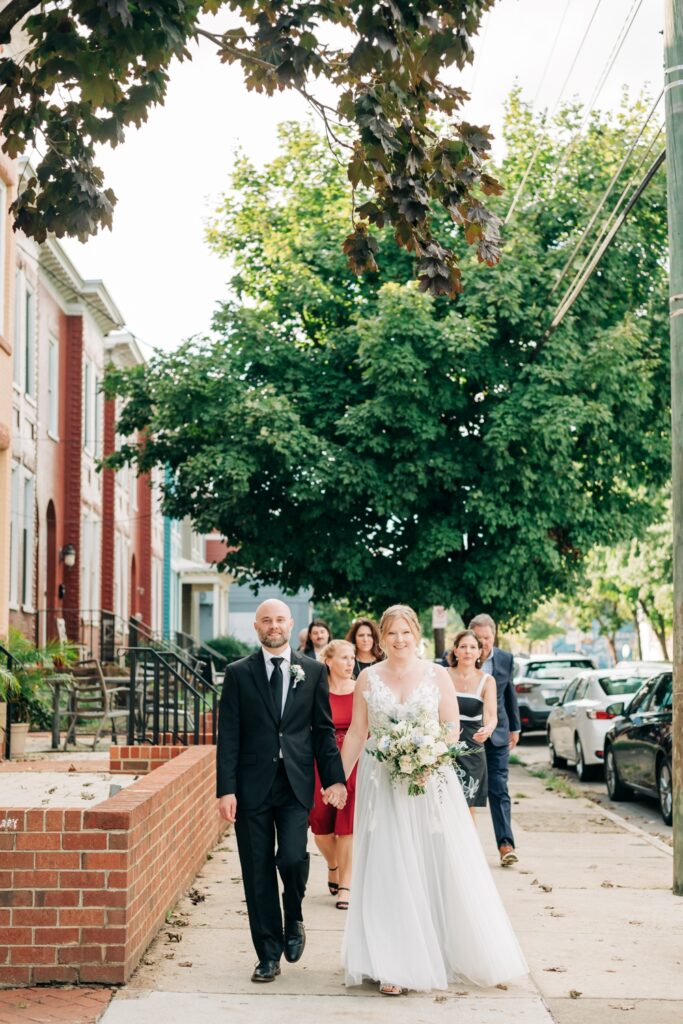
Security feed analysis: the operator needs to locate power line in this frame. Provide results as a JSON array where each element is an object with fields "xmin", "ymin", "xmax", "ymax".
[
  {"xmin": 548, "ymin": 0, "xmax": 647, "ymax": 187},
  {"xmin": 504, "ymin": 0, "xmax": 603, "ymax": 224},
  {"xmin": 531, "ymin": 0, "xmax": 574, "ymax": 108},
  {"xmin": 546, "ymin": 147, "xmax": 666, "ymax": 336},
  {"xmin": 550, "ymin": 90, "xmax": 664, "ymax": 298}
]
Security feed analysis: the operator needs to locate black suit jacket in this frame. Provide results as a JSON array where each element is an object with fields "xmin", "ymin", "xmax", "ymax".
[
  {"xmin": 488, "ymin": 647, "xmax": 521, "ymax": 746},
  {"xmin": 216, "ymin": 649, "xmax": 345, "ymax": 810}
]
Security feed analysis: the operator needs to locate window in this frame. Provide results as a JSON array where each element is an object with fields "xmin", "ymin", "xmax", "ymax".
[
  {"xmin": 8, "ymin": 463, "xmax": 20, "ymax": 606},
  {"xmin": 80, "ymin": 517, "xmax": 101, "ymax": 620},
  {"xmin": 12, "ymin": 270, "xmax": 22, "ymax": 387},
  {"xmin": 627, "ymin": 680, "xmax": 656, "ymax": 715},
  {"xmin": 650, "ymin": 674, "xmax": 673, "ymax": 712},
  {"xmin": 599, "ymin": 675, "xmax": 644, "ymax": 697},
  {"xmin": 562, "ymin": 678, "xmax": 582, "ymax": 703},
  {"xmin": 93, "ymin": 374, "xmax": 100, "ymax": 455},
  {"xmin": 21, "ymin": 475, "xmax": 34, "ymax": 607},
  {"xmin": 8, "ymin": 465, "xmax": 35, "ymax": 608},
  {"xmin": 47, "ymin": 336, "xmax": 59, "ymax": 436},
  {"xmin": 83, "ymin": 359, "xmax": 92, "ymax": 450},
  {"xmin": 24, "ymin": 287, "xmax": 35, "ymax": 398}
]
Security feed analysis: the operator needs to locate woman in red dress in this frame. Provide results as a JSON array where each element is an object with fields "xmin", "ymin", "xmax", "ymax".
[{"xmin": 309, "ymin": 639, "xmax": 357, "ymax": 909}]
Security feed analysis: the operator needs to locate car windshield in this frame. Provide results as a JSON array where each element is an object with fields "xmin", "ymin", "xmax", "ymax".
[
  {"xmin": 598, "ymin": 676, "xmax": 644, "ymax": 696},
  {"xmin": 526, "ymin": 660, "xmax": 593, "ymax": 678}
]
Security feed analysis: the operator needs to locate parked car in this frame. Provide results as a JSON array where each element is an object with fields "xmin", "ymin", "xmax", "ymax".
[
  {"xmin": 603, "ymin": 671, "xmax": 673, "ymax": 825},
  {"xmin": 546, "ymin": 669, "xmax": 651, "ymax": 781},
  {"xmin": 515, "ymin": 654, "xmax": 596, "ymax": 733}
]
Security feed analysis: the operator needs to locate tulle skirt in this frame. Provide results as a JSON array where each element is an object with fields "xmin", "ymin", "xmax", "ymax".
[{"xmin": 342, "ymin": 751, "xmax": 528, "ymax": 991}]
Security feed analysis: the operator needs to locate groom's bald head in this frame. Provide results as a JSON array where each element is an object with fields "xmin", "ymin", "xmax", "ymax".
[{"xmin": 254, "ymin": 599, "xmax": 294, "ymax": 651}]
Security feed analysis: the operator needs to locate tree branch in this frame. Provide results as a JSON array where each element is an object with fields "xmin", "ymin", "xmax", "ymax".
[
  {"xmin": 0, "ymin": 0, "xmax": 41, "ymax": 44},
  {"xmin": 195, "ymin": 27, "xmax": 276, "ymax": 72}
]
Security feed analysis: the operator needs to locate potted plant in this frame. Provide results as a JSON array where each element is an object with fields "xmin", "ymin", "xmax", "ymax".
[{"xmin": 0, "ymin": 630, "xmax": 78, "ymax": 757}]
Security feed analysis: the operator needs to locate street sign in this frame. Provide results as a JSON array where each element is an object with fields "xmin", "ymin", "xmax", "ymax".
[{"xmin": 432, "ymin": 606, "xmax": 448, "ymax": 629}]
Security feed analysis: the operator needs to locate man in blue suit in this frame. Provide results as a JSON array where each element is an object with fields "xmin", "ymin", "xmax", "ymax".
[{"xmin": 469, "ymin": 614, "xmax": 521, "ymax": 867}]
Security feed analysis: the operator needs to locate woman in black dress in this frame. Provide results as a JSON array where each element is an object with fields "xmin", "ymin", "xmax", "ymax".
[
  {"xmin": 446, "ymin": 629, "xmax": 498, "ymax": 817},
  {"xmin": 345, "ymin": 617, "xmax": 383, "ymax": 678}
]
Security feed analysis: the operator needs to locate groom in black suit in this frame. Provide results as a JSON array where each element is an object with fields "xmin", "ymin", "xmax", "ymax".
[{"xmin": 217, "ymin": 599, "xmax": 347, "ymax": 982}]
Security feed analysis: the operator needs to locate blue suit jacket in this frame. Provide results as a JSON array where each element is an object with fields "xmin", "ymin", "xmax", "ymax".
[{"xmin": 487, "ymin": 647, "xmax": 521, "ymax": 746}]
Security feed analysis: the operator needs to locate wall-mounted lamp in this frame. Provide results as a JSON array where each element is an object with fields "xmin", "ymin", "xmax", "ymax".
[{"xmin": 60, "ymin": 544, "xmax": 77, "ymax": 568}]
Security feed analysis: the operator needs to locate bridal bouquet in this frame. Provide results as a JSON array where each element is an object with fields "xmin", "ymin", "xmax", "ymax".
[{"xmin": 367, "ymin": 712, "xmax": 471, "ymax": 796}]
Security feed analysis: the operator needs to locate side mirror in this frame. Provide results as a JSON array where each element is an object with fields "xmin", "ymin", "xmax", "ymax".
[{"xmin": 605, "ymin": 701, "xmax": 625, "ymax": 718}]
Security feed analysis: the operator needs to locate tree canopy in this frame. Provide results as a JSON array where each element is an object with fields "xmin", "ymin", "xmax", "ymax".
[
  {"xmin": 104, "ymin": 95, "xmax": 670, "ymax": 622},
  {"xmin": 1, "ymin": 0, "xmax": 500, "ymax": 296}
]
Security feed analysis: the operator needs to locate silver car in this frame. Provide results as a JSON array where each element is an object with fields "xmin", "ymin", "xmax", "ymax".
[
  {"xmin": 546, "ymin": 668, "xmax": 661, "ymax": 780},
  {"xmin": 515, "ymin": 654, "xmax": 596, "ymax": 732}
]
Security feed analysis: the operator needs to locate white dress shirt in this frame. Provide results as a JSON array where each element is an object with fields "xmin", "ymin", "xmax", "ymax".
[{"xmin": 262, "ymin": 645, "xmax": 292, "ymax": 716}]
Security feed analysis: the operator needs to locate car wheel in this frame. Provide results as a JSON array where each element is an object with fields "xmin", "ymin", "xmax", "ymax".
[
  {"xmin": 574, "ymin": 735, "xmax": 596, "ymax": 782},
  {"xmin": 548, "ymin": 734, "xmax": 566, "ymax": 769},
  {"xmin": 657, "ymin": 758, "xmax": 673, "ymax": 826},
  {"xmin": 605, "ymin": 746, "xmax": 632, "ymax": 802}
]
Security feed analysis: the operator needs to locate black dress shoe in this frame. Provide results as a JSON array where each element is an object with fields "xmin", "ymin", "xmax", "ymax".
[
  {"xmin": 283, "ymin": 921, "xmax": 306, "ymax": 963},
  {"xmin": 251, "ymin": 960, "xmax": 281, "ymax": 983}
]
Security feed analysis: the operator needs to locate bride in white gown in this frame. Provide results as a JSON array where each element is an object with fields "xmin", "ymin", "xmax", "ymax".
[{"xmin": 340, "ymin": 605, "xmax": 527, "ymax": 995}]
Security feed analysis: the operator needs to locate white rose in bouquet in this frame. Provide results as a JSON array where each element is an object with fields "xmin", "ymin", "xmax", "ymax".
[
  {"xmin": 399, "ymin": 755, "xmax": 414, "ymax": 774},
  {"xmin": 433, "ymin": 740, "xmax": 448, "ymax": 757},
  {"xmin": 418, "ymin": 748, "xmax": 437, "ymax": 766}
]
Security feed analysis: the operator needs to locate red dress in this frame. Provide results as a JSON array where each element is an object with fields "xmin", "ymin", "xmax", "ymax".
[{"xmin": 309, "ymin": 690, "xmax": 356, "ymax": 836}]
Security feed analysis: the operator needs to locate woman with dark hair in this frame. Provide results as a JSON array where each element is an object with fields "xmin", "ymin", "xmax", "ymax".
[
  {"xmin": 304, "ymin": 619, "xmax": 332, "ymax": 660},
  {"xmin": 345, "ymin": 617, "xmax": 383, "ymax": 678},
  {"xmin": 446, "ymin": 629, "xmax": 497, "ymax": 817}
]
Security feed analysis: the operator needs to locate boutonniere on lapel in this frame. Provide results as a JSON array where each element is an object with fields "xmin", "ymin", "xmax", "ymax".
[{"xmin": 290, "ymin": 664, "xmax": 306, "ymax": 689}]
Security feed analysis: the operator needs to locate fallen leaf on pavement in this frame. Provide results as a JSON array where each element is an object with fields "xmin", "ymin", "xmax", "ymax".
[
  {"xmin": 540, "ymin": 884, "xmax": 553, "ymax": 892},
  {"xmin": 434, "ymin": 995, "xmax": 447, "ymax": 1002},
  {"xmin": 569, "ymin": 990, "xmax": 582, "ymax": 999},
  {"xmin": 179, "ymin": 961, "xmax": 193, "ymax": 967},
  {"xmin": 601, "ymin": 880, "xmax": 614, "ymax": 888},
  {"xmin": 166, "ymin": 932, "xmax": 182, "ymax": 943},
  {"xmin": 543, "ymin": 967, "xmax": 567, "ymax": 973},
  {"xmin": 550, "ymin": 911, "xmax": 564, "ymax": 918},
  {"xmin": 496, "ymin": 983, "xmax": 508, "ymax": 990}
]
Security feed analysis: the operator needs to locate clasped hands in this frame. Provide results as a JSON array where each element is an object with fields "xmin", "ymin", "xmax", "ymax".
[{"xmin": 321, "ymin": 782, "xmax": 347, "ymax": 809}]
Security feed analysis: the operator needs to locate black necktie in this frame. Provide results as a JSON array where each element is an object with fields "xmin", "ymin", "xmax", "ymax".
[{"xmin": 270, "ymin": 657, "xmax": 284, "ymax": 720}]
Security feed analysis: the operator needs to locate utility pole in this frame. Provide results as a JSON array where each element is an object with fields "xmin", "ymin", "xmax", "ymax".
[{"xmin": 665, "ymin": 0, "xmax": 683, "ymax": 896}]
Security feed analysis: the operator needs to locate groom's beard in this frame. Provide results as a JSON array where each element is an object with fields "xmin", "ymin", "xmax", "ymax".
[{"xmin": 257, "ymin": 627, "xmax": 290, "ymax": 649}]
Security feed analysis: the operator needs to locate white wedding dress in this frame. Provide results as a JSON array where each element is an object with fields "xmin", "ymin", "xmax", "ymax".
[{"xmin": 342, "ymin": 664, "xmax": 528, "ymax": 991}]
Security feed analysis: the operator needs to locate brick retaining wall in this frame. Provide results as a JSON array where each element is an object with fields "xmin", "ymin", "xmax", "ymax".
[{"xmin": 0, "ymin": 745, "xmax": 224, "ymax": 987}]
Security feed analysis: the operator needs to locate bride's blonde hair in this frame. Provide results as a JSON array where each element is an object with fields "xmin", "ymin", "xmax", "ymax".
[{"xmin": 378, "ymin": 604, "xmax": 422, "ymax": 651}]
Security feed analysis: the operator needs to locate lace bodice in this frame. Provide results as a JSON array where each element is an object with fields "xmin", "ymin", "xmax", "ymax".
[{"xmin": 364, "ymin": 663, "xmax": 440, "ymax": 730}]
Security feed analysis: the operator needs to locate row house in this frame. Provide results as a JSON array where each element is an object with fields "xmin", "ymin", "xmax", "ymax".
[
  {"xmin": 4, "ymin": 221, "xmax": 232, "ymax": 657},
  {"xmin": 0, "ymin": 146, "xmax": 17, "ymax": 640},
  {"xmin": 8, "ymin": 232, "xmax": 165, "ymax": 655}
]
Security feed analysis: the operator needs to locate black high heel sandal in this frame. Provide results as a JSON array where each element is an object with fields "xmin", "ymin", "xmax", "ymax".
[{"xmin": 327, "ymin": 866, "xmax": 339, "ymax": 895}]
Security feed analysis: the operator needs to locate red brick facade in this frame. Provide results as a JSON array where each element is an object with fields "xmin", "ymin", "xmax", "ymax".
[{"xmin": 100, "ymin": 398, "xmax": 116, "ymax": 614}]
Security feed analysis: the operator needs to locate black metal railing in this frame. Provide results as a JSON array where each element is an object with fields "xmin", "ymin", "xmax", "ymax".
[
  {"xmin": 0, "ymin": 642, "xmax": 17, "ymax": 760},
  {"xmin": 122, "ymin": 647, "xmax": 219, "ymax": 747},
  {"xmin": 35, "ymin": 608, "xmax": 228, "ymax": 673}
]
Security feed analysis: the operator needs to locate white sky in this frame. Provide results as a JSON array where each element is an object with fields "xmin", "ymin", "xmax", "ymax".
[{"xmin": 62, "ymin": 0, "xmax": 664, "ymax": 352}]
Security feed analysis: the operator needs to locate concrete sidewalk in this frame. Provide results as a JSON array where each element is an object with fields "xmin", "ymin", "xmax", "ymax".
[{"xmin": 100, "ymin": 764, "xmax": 681, "ymax": 1024}]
